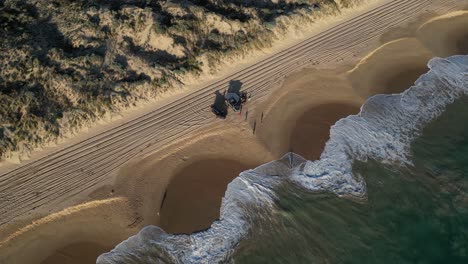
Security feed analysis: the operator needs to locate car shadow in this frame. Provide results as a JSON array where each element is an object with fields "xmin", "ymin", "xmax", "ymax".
[
  {"xmin": 227, "ymin": 80, "xmax": 243, "ymax": 95},
  {"xmin": 213, "ymin": 90, "xmax": 227, "ymax": 110},
  {"xmin": 211, "ymin": 90, "xmax": 228, "ymax": 118}
]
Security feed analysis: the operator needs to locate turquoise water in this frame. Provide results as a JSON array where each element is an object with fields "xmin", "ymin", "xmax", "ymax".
[{"xmin": 233, "ymin": 97, "xmax": 468, "ymax": 264}]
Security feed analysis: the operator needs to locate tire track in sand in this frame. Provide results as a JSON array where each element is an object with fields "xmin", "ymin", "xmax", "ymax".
[{"xmin": 0, "ymin": 0, "xmax": 461, "ymax": 226}]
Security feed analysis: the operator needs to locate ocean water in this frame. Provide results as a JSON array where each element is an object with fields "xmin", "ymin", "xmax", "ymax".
[
  {"xmin": 234, "ymin": 97, "xmax": 468, "ymax": 264},
  {"xmin": 97, "ymin": 55, "xmax": 468, "ymax": 264}
]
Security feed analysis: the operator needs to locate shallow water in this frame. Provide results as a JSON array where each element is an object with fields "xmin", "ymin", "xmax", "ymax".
[
  {"xmin": 97, "ymin": 56, "xmax": 468, "ymax": 264},
  {"xmin": 234, "ymin": 97, "xmax": 468, "ymax": 264}
]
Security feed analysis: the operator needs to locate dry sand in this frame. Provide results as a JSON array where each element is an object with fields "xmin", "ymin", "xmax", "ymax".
[
  {"xmin": 0, "ymin": 198, "xmax": 138, "ymax": 264},
  {"xmin": 1, "ymin": 2, "xmax": 467, "ymax": 264},
  {"xmin": 111, "ymin": 124, "xmax": 274, "ymax": 235},
  {"xmin": 0, "ymin": 0, "xmax": 383, "ymax": 169}
]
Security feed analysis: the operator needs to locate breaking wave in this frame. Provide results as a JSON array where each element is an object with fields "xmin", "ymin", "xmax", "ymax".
[{"xmin": 97, "ymin": 55, "xmax": 468, "ymax": 264}]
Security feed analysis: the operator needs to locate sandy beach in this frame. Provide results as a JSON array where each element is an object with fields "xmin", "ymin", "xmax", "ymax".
[
  {"xmin": 0, "ymin": 2, "xmax": 467, "ymax": 264},
  {"xmin": 159, "ymin": 159, "xmax": 256, "ymax": 234},
  {"xmin": 113, "ymin": 125, "xmax": 274, "ymax": 235},
  {"xmin": 256, "ymin": 67, "xmax": 363, "ymax": 160},
  {"xmin": 0, "ymin": 198, "xmax": 138, "ymax": 264}
]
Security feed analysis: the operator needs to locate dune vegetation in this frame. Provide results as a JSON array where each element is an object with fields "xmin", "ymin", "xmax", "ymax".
[{"xmin": 0, "ymin": 0, "xmax": 364, "ymax": 161}]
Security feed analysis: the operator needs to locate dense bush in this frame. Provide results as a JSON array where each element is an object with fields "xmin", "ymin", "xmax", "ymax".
[{"xmin": 0, "ymin": 0, "xmax": 358, "ymax": 160}]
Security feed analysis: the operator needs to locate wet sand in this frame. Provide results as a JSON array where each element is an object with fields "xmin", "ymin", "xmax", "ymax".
[
  {"xmin": 417, "ymin": 11, "xmax": 468, "ymax": 57},
  {"xmin": 289, "ymin": 103, "xmax": 361, "ymax": 160},
  {"xmin": 111, "ymin": 125, "xmax": 274, "ymax": 235},
  {"xmin": 160, "ymin": 159, "xmax": 254, "ymax": 234},
  {"xmin": 0, "ymin": 198, "xmax": 137, "ymax": 264},
  {"xmin": 1, "ymin": 7, "xmax": 468, "ymax": 264},
  {"xmin": 256, "ymin": 68, "xmax": 363, "ymax": 159},
  {"xmin": 457, "ymin": 33, "xmax": 468, "ymax": 54},
  {"xmin": 348, "ymin": 38, "xmax": 434, "ymax": 98},
  {"xmin": 138, "ymin": 10, "xmax": 468, "ymax": 240},
  {"xmin": 381, "ymin": 67, "xmax": 430, "ymax": 94},
  {"xmin": 42, "ymin": 242, "xmax": 111, "ymax": 264}
]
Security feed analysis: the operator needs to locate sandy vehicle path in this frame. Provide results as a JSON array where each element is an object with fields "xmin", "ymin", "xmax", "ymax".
[{"xmin": 0, "ymin": 0, "xmax": 462, "ymax": 228}]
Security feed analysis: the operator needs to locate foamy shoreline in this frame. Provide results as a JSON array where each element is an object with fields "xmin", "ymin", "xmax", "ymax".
[
  {"xmin": 1, "ymin": 4, "xmax": 467, "ymax": 264},
  {"xmin": 100, "ymin": 8, "xmax": 468, "ymax": 263},
  {"xmin": 98, "ymin": 54, "xmax": 468, "ymax": 264}
]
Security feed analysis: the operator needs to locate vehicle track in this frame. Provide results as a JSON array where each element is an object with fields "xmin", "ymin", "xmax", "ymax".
[
  {"xmin": 0, "ymin": 0, "xmax": 460, "ymax": 227},
  {"xmin": 0, "ymin": 0, "xmax": 424, "ymax": 188}
]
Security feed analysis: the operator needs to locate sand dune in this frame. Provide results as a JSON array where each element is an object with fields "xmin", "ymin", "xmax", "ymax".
[
  {"xmin": 0, "ymin": 1, "xmax": 466, "ymax": 263},
  {"xmin": 1, "ymin": 0, "xmax": 439, "ymax": 229}
]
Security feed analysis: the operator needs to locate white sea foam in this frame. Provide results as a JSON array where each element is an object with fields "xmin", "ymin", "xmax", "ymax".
[
  {"xmin": 97, "ymin": 55, "xmax": 468, "ymax": 264},
  {"xmin": 98, "ymin": 154, "xmax": 302, "ymax": 263}
]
